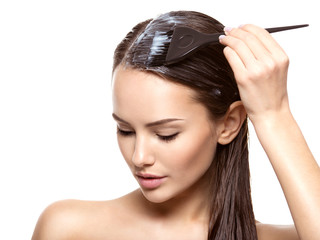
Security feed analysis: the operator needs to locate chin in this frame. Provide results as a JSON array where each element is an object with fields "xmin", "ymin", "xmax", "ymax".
[
  {"xmin": 139, "ymin": 184, "xmax": 191, "ymax": 204},
  {"xmin": 140, "ymin": 187, "xmax": 173, "ymax": 203}
]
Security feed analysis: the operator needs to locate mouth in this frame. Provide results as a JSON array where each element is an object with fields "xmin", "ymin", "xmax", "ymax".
[{"xmin": 136, "ymin": 173, "xmax": 167, "ymax": 189}]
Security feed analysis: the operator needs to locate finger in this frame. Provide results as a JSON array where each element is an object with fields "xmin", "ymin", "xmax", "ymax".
[
  {"xmin": 221, "ymin": 45, "xmax": 247, "ymax": 83},
  {"xmin": 240, "ymin": 24, "xmax": 290, "ymax": 72},
  {"xmin": 225, "ymin": 27, "xmax": 272, "ymax": 62},
  {"xmin": 239, "ymin": 24, "xmax": 287, "ymax": 58},
  {"xmin": 219, "ymin": 34, "xmax": 258, "ymax": 69}
]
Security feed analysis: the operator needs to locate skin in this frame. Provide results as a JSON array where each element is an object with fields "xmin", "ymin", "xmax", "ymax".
[
  {"xmin": 111, "ymin": 67, "xmax": 231, "ymax": 206},
  {"xmin": 32, "ymin": 25, "xmax": 319, "ymax": 240}
]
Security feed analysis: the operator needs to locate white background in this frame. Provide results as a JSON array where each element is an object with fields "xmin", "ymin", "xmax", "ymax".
[{"xmin": 0, "ymin": 0, "xmax": 319, "ymax": 239}]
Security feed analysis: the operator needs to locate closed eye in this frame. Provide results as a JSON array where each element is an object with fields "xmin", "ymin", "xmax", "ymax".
[
  {"xmin": 157, "ymin": 133, "xmax": 179, "ymax": 142},
  {"xmin": 117, "ymin": 128, "xmax": 134, "ymax": 136},
  {"xmin": 117, "ymin": 127, "xmax": 179, "ymax": 143}
]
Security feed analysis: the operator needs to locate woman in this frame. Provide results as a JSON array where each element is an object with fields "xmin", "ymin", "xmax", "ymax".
[{"xmin": 32, "ymin": 11, "xmax": 320, "ymax": 240}]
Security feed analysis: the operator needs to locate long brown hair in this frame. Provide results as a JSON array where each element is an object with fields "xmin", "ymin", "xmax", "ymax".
[{"xmin": 112, "ymin": 11, "xmax": 257, "ymax": 240}]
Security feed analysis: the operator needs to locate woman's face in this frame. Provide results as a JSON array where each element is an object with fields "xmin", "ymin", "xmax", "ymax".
[{"xmin": 112, "ymin": 67, "xmax": 223, "ymax": 203}]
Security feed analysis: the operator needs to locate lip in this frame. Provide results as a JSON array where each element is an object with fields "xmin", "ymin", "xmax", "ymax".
[{"xmin": 136, "ymin": 172, "xmax": 167, "ymax": 189}]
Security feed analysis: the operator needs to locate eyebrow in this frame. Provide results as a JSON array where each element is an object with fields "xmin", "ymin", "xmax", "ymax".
[{"xmin": 112, "ymin": 113, "xmax": 184, "ymax": 127}]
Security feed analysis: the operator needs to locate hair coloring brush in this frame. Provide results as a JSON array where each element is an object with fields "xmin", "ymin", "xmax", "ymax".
[{"xmin": 163, "ymin": 24, "xmax": 309, "ymax": 65}]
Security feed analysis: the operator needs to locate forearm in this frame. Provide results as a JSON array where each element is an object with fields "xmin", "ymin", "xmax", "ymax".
[{"xmin": 252, "ymin": 111, "xmax": 320, "ymax": 240}]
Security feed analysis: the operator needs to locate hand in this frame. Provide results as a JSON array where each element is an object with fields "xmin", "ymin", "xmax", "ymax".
[{"xmin": 219, "ymin": 24, "xmax": 291, "ymax": 124}]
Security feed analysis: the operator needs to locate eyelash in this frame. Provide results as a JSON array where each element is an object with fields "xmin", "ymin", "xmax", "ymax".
[
  {"xmin": 117, "ymin": 128, "xmax": 134, "ymax": 136},
  {"xmin": 116, "ymin": 128, "xmax": 179, "ymax": 143},
  {"xmin": 158, "ymin": 133, "xmax": 179, "ymax": 142}
]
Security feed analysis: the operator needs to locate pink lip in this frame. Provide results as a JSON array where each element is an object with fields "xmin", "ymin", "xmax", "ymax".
[{"xmin": 136, "ymin": 173, "xmax": 167, "ymax": 189}]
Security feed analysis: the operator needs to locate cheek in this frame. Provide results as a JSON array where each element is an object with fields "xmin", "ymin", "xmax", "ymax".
[
  {"xmin": 163, "ymin": 129, "xmax": 217, "ymax": 175},
  {"xmin": 117, "ymin": 137, "xmax": 134, "ymax": 166}
]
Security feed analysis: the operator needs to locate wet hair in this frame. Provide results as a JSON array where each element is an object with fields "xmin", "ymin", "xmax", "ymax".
[{"xmin": 113, "ymin": 11, "xmax": 257, "ymax": 240}]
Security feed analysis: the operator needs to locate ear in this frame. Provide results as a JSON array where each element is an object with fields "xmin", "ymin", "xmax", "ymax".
[{"xmin": 217, "ymin": 101, "xmax": 247, "ymax": 145}]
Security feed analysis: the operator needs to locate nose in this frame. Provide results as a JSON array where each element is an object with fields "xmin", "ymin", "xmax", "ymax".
[{"xmin": 131, "ymin": 135, "xmax": 155, "ymax": 168}]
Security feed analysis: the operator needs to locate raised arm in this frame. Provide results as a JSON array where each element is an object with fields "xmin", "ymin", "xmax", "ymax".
[{"xmin": 219, "ymin": 24, "xmax": 320, "ymax": 240}]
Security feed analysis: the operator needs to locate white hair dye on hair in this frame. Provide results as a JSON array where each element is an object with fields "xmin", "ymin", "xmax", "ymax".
[{"xmin": 130, "ymin": 14, "xmax": 185, "ymax": 67}]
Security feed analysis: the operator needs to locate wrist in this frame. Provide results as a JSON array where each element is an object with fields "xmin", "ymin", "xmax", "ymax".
[
  {"xmin": 249, "ymin": 107, "xmax": 295, "ymax": 136},
  {"xmin": 249, "ymin": 102, "xmax": 292, "ymax": 124},
  {"xmin": 250, "ymin": 108, "xmax": 303, "ymax": 166}
]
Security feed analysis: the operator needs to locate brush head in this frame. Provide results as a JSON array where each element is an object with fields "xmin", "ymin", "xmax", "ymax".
[
  {"xmin": 165, "ymin": 27, "xmax": 222, "ymax": 65},
  {"xmin": 130, "ymin": 27, "xmax": 223, "ymax": 67}
]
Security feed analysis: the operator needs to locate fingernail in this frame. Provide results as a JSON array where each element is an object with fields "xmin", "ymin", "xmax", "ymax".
[
  {"xmin": 224, "ymin": 26, "xmax": 233, "ymax": 33},
  {"xmin": 219, "ymin": 35, "xmax": 226, "ymax": 40}
]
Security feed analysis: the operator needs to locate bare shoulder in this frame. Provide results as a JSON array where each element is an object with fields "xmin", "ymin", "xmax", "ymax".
[
  {"xmin": 256, "ymin": 222, "xmax": 299, "ymax": 240},
  {"xmin": 31, "ymin": 196, "xmax": 131, "ymax": 240}
]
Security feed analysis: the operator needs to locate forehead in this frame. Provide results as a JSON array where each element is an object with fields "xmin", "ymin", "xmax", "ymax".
[{"xmin": 112, "ymin": 67, "xmax": 207, "ymax": 123}]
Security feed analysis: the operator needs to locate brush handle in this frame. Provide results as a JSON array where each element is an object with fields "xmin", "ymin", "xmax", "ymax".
[{"xmin": 265, "ymin": 24, "xmax": 309, "ymax": 34}]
